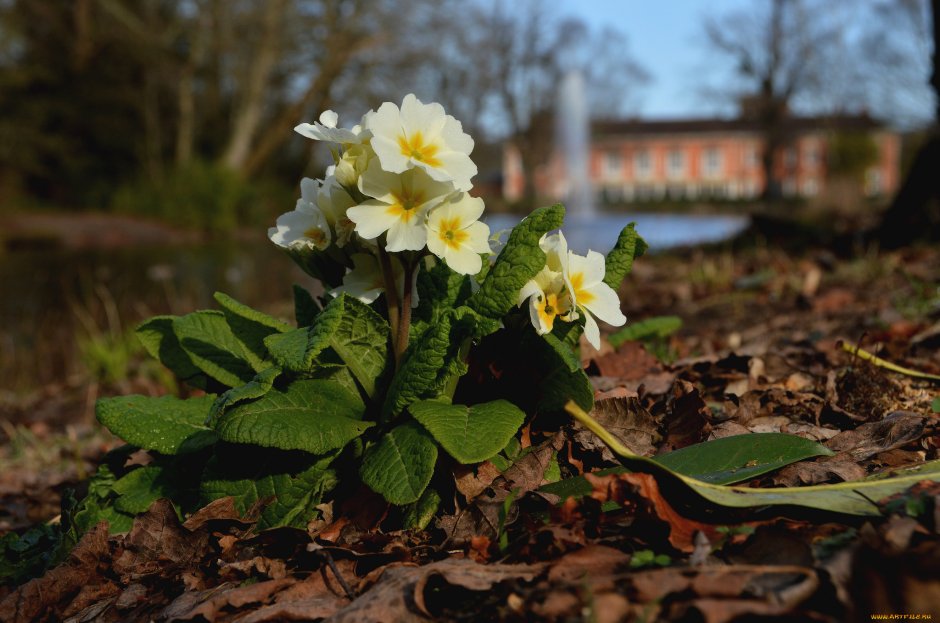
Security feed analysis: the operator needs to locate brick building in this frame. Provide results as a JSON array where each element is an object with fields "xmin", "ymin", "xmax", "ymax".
[{"xmin": 503, "ymin": 114, "xmax": 901, "ymax": 204}]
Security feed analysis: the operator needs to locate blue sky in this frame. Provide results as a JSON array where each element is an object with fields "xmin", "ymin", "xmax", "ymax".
[{"xmin": 558, "ymin": 0, "xmax": 750, "ymax": 118}]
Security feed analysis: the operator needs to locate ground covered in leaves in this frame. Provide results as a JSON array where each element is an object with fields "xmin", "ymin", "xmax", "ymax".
[{"xmin": 2, "ymin": 240, "xmax": 940, "ymax": 622}]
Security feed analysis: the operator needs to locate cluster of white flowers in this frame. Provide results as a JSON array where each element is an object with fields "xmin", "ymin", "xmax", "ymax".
[
  {"xmin": 517, "ymin": 231, "xmax": 626, "ymax": 350},
  {"xmin": 269, "ymin": 94, "xmax": 492, "ymax": 302}
]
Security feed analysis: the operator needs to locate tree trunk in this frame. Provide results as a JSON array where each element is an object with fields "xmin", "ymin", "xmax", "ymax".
[
  {"xmin": 142, "ymin": 71, "xmax": 164, "ymax": 181},
  {"xmin": 221, "ymin": 0, "xmax": 287, "ymax": 171},
  {"xmin": 175, "ymin": 62, "xmax": 195, "ymax": 166},
  {"xmin": 241, "ymin": 43, "xmax": 360, "ymax": 177},
  {"xmin": 877, "ymin": 0, "xmax": 940, "ymax": 247}
]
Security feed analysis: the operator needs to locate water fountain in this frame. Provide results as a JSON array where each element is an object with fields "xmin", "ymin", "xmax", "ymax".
[
  {"xmin": 486, "ymin": 70, "xmax": 750, "ymax": 253},
  {"xmin": 556, "ymin": 70, "xmax": 594, "ymax": 222}
]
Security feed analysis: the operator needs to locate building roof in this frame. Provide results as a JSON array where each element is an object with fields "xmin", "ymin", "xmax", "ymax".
[{"xmin": 591, "ymin": 113, "xmax": 885, "ymax": 138}]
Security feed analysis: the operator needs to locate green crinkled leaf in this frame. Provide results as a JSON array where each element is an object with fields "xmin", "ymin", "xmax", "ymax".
[
  {"xmin": 293, "ymin": 284, "xmax": 320, "ymax": 327},
  {"xmin": 402, "ymin": 487, "xmax": 442, "ymax": 530},
  {"xmin": 603, "ymin": 222, "xmax": 648, "ymax": 290},
  {"xmin": 652, "ymin": 433, "xmax": 834, "ymax": 485},
  {"xmin": 214, "ymin": 292, "xmax": 291, "ymax": 361},
  {"xmin": 471, "ymin": 204, "xmax": 564, "ymax": 319},
  {"xmin": 96, "ymin": 394, "xmax": 217, "ymax": 455},
  {"xmin": 66, "ymin": 464, "xmax": 135, "ymax": 536},
  {"xmin": 608, "ymin": 315, "xmax": 682, "ymax": 348},
  {"xmin": 173, "ymin": 310, "xmax": 263, "ymax": 388},
  {"xmin": 360, "ymin": 422, "xmax": 438, "ymax": 505},
  {"xmin": 136, "ymin": 316, "xmax": 211, "ymax": 390},
  {"xmin": 265, "ymin": 294, "xmax": 392, "ymax": 399},
  {"xmin": 410, "ymin": 399, "xmax": 526, "ymax": 464},
  {"xmin": 207, "ymin": 366, "xmax": 282, "ymax": 428},
  {"xmin": 568, "ymin": 402, "xmax": 940, "ymax": 517},
  {"xmin": 551, "ymin": 317, "xmax": 585, "ymax": 352},
  {"xmin": 201, "ymin": 450, "xmax": 338, "ymax": 530},
  {"xmin": 112, "ymin": 465, "xmax": 178, "ymax": 515},
  {"xmin": 383, "ymin": 306, "xmax": 500, "ymax": 419},
  {"xmin": 410, "ymin": 259, "xmax": 474, "ymax": 344},
  {"xmin": 214, "ymin": 379, "xmax": 370, "ymax": 454}
]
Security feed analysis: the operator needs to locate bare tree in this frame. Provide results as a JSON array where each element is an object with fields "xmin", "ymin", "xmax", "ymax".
[
  {"xmin": 703, "ymin": 0, "xmax": 836, "ymax": 200},
  {"xmin": 477, "ymin": 2, "xmax": 646, "ymax": 208},
  {"xmin": 860, "ymin": 0, "xmax": 935, "ymax": 129},
  {"xmin": 878, "ymin": 0, "xmax": 940, "ymax": 246}
]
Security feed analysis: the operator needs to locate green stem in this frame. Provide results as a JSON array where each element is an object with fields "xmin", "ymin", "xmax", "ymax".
[
  {"xmin": 442, "ymin": 336, "xmax": 472, "ymax": 400},
  {"xmin": 396, "ymin": 257, "xmax": 415, "ymax": 364},
  {"xmin": 377, "ymin": 245, "xmax": 400, "ymax": 360}
]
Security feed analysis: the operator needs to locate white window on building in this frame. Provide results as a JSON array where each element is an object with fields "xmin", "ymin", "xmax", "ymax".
[
  {"xmin": 802, "ymin": 178, "xmax": 819, "ymax": 196},
  {"xmin": 785, "ymin": 148, "xmax": 798, "ymax": 167},
  {"xmin": 634, "ymin": 150, "xmax": 652, "ymax": 180},
  {"xmin": 782, "ymin": 178, "xmax": 797, "ymax": 197},
  {"xmin": 666, "ymin": 149, "xmax": 685, "ymax": 179},
  {"xmin": 603, "ymin": 150, "xmax": 622, "ymax": 179},
  {"xmin": 702, "ymin": 147, "xmax": 722, "ymax": 178}
]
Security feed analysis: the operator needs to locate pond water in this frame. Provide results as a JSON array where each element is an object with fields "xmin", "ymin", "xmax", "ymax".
[
  {"xmin": 0, "ymin": 212, "xmax": 749, "ymax": 392},
  {"xmin": 484, "ymin": 212, "xmax": 751, "ymax": 254}
]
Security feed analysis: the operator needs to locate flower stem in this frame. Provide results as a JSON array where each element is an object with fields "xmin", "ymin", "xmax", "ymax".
[
  {"xmin": 377, "ymin": 245, "xmax": 400, "ymax": 358},
  {"xmin": 396, "ymin": 257, "xmax": 415, "ymax": 364}
]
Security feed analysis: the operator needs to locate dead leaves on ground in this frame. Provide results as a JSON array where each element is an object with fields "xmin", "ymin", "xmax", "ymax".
[{"xmin": 4, "ymin": 246, "xmax": 940, "ymax": 621}]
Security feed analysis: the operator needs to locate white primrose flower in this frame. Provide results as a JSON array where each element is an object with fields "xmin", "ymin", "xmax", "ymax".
[
  {"xmin": 334, "ymin": 142, "xmax": 375, "ymax": 188},
  {"xmin": 426, "ymin": 193, "xmax": 492, "ymax": 276},
  {"xmin": 367, "ymin": 93, "xmax": 477, "ymax": 191},
  {"xmin": 317, "ymin": 175, "xmax": 357, "ymax": 247},
  {"xmin": 331, "ymin": 253, "xmax": 419, "ymax": 307},
  {"xmin": 540, "ymin": 230, "xmax": 569, "ymax": 273},
  {"xmin": 564, "ymin": 250, "xmax": 627, "ymax": 350},
  {"xmin": 517, "ymin": 266, "xmax": 577, "ymax": 334},
  {"xmin": 348, "ymin": 159, "xmax": 455, "ymax": 252},
  {"xmin": 294, "ymin": 110, "xmax": 370, "ymax": 146},
  {"xmin": 523, "ymin": 230, "xmax": 626, "ymax": 348},
  {"xmin": 268, "ymin": 178, "xmax": 332, "ymax": 251}
]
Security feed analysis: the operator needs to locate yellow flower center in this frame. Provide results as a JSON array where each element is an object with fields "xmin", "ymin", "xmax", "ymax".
[
  {"xmin": 538, "ymin": 292, "xmax": 559, "ymax": 331},
  {"xmin": 397, "ymin": 131, "xmax": 443, "ymax": 168},
  {"xmin": 569, "ymin": 271, "xmax": 594, "ymax": 305},
  {"xmin": 387, "ymin": 188, "xmax": 426, "ymax": 223},
  {"xmin": 304, "ymin": 227, "xmax": 327, "ymax": 245},
  {"xmin": 437, "ymin": 217, "xmax": 468, "ymax": 250}
]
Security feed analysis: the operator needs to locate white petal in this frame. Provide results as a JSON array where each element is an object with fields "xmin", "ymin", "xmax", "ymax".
[
  {"xmin": 441, "ymin": 246, "xmax": 482, "ymax": 275},
  {"xmin": 385, "ymin": 219, "xmax": 427, "ymax": 252},
  {"xmin": 300, "ymin": 177, "xmax": 320, "ymax": 203},
  {"xmin": 370, "ymin": 136, "xmax": 410, "ymax": 173},
  {"xmin": 319, "ymin": 110, "xmax": 339, "ymax": 127},
  {"xmin": 582, "ymin": 312, "xmax": 601, "ymax": 350},
  {"xmin": 464, "ymin": 220, "xmax": 492, "ymax": 254},
  {"xmin": 582, "ymin": 283, "xmax": 627, "ymax": 326},
  {"xmin": 518, "ymin": 279, "xmax": 543, "ymax": 307},
  {"xmin": 439, "ymin": 115, "xmax": 474, "ymax": 155},
  {"xmin": 399, "ymin": 93, "xmax": 430, "ymax": 136},
  {"xmin": 358, "ymin": 158, "xmax": 400, "ymax": 202},
  {"xmin": 347, "ymin": 201, "xmax": 400, "ymax": 239},
  {"xmin": 540, "ymin": 231, "xmax": 569, "ymax": 273},
  {"xmin": 529, "ymin": 296, "xmax": 550, "ymax": 334},
  {"xmin": 581, "ymin": 250, "xmax": 608, "ymax": 285},
  {"xmin": 436, "ymin": 151, "xmax": 477, "ymax": 190}
]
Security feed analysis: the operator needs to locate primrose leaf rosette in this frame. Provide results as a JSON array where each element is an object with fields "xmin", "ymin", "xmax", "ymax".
[{"xmin": 90, "ymin": 93, "xmax": 647, "ymax": 537}]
